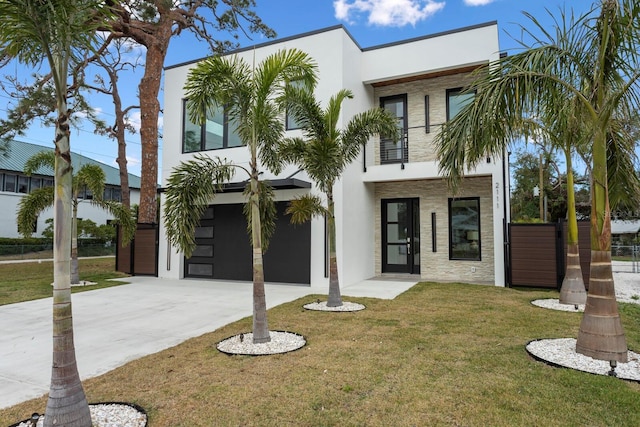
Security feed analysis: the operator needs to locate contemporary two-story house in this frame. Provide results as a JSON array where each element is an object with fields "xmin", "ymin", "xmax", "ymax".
[
  {"xmin": 159, "ymin": 22, "xmax": 510, "ymax": 287},
  {"xmin": 0, "ymin": 140, "xmax": 141, "ymax": 238}
]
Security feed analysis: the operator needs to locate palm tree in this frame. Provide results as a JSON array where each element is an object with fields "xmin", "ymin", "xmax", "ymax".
[
  {"xmin": 0, "ymin": 0, "xmax": 114, "ymax": 425},
  {"xmin": 519, "ymin": 96, "xmax": 589, "ymax": 306},
  {"xmin": 17, "ymin": 151, "xmax": 136, "ymax": 284},
  {"xmin": 164, "ymin": 49, "xmax": 317, "ymax": 344},
  {"xmin": 282, "ymin": 88, "xmax": 398, "ymax": 307},
  {"xmin": 435, "ymin": 1, "xmax": 640, "ymax": 363}
]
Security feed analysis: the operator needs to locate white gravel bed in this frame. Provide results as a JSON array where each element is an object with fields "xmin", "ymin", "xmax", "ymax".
[
  {"xmin": 531, "ymin": 268, "xmax": 639, "ymax": 311},
  {"xmin": 531, "ymin": 299, "xmax": 584, "ymax": 312},
  {"xmin": 526, "ymin": 338, "xmax": 640, "ymax": 382},
  {"xmin": 50, "ymin": 280, "xmax": 98, "ymax": 287},
  {"xmin": 15, "ymin": 403, "xmax": 147, "ymax": 427},
  {"xmin": 216, "ymin": 331, "xmax": 306, "ymax": 355},
  {"xmin": 303, "ymin": 300, "xmax": 366, "ymax": 312}
]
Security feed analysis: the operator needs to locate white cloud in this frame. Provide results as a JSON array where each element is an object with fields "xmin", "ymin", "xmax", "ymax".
[
  {"xmin": 463, "ymin": 0, "xmax": 494, "ymax": 6},
  {"xmin": 334, "ymin": 0, "xmax": 445, "ymax": 27}
]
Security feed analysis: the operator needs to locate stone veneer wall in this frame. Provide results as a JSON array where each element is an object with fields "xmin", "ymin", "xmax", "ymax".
[
  {"xmin": 374, "ymin": 72, "xmax": 476, "ymax": 165},
  {"xmin": 374, "ymin": 176, "xmax": 495, "ymax": 283}
]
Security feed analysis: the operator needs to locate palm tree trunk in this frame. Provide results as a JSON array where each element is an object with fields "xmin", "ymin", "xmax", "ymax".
[
  {"xmin": 45, "ymin": 105, "xmax": 91, "ymax": 427},
  {"xmin": 250, "ymin": 151, "xmax": 270, "ymax": 344},
  {"xmin": 70, "ymin": 201, "xmax": 79, "ymax": 285},
  {"xmin": 326, "ymin": 192, "xmax": 342, "ymax": 307},
  {"xmin": 559, "ymin": 151, "xmax": 586, "ymax": 305},
  {"xmin": 576, "ymin": 129, "xmax": 627, "ymax": 362}
]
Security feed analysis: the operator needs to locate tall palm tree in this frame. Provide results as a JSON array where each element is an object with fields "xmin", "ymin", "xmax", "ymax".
[
  {"xmin": 17, "ymin": 151, "xmax": 136, "ymax": 284},
  {"xmin": 282, "ymin": 88, "xmax": 398, "ymax": 307},
  {"xmin": 164, "ymin": 49, "xmax": 317, "ymax": 344},
  {"xmin": 435, "ymin": 1, "xmax": 640, "ymax": 363},
  {"xmin": 0, "ymin": 0, "xmax": 115, "ymax": 425}
]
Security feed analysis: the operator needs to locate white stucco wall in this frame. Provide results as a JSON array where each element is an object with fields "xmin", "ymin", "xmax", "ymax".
[
  {"xmin": 159, "ymin": 22, "xmax": 508, "ymax": 286},
  {"xmin": 0, "ymin": 189, "xmax": 140, "ymax": 239}
]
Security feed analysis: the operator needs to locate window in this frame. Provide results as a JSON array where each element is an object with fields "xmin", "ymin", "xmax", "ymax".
[
  {"xmin": 447, "ymin": 87, "xmax": 475, "ymax": 121},
  {"xmin": 286, "ymin": 80, "xmax": 305, "ymax": 130},
  {"xmin": 3, "ymin": 174, "xmax": 16, "ymax": 192},
  {"xmin": 182, "ymin": 100, "xmax": 242, "ymax": 153},
  {"xmin": 449, "ymin": 197, "xmax": 481, "ymax": 260},
  {"xmin": 30, "ymin": 178, "xmax": 42, "ymax": 192},
  {"xmin": 380, "ymin": 94, "xmax": 408, "ymax": 164},
  {"xmin": 43, "ymin": 179, "xmax": 53, "ymax": 187},
  {"xmin": 17, "ymin": 176, "xmax": 29, "ymax": 193}
]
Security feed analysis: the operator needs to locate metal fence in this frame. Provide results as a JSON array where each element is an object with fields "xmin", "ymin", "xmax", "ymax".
[
  {"xmin": 0, "ymin": 243, "xmax": 115, "ymax": 261},
  {"xmin": 612, "ymin": 245, "xmax": 639, "ymax": 273}
]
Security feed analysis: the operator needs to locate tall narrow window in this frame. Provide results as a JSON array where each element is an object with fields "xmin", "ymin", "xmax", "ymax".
[
  {"xmin": 449, "ymin": 197, "xmax": 481, "ymax": 261},
  {"xmin": 446, "ymin": 87, "xmax": 475, "ymax": 121},
  {"xmin": 182, "ymin": 100, "xmax": 242, "ymax": 153},
  {"xmin": 380, "ymin": 94, "xmax": 408, "ymax": 164},
  {"xmin": 286, "ymin": 80, "xmax": 305, "ymax": 130}
]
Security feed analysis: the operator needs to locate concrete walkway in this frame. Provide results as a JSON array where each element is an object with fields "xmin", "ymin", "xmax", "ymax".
[{"xmin": 0, "ymin": 275, "xmax": 417, "ymax": 409}]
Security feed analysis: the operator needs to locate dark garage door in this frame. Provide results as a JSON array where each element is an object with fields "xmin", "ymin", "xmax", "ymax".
[{"xmin": 185, "ymin": 202, "xmax": 311, "ymax": 284}]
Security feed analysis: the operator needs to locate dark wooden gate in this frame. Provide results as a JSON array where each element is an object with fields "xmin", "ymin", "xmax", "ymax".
[
  {"xmin": 508, "ymin": 221, "xmax": 591, "ymax": 289},
  {"xmin": 116, "ymin": 223, "xmax": 159, "ymax": 276}
]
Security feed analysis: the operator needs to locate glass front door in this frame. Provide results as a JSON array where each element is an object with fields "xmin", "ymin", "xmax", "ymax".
[{"xmin": 382, "ymin": 198, "xmax": 420, "ymax": 274}]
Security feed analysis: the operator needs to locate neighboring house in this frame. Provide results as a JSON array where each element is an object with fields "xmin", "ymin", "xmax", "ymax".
[
  {"xmin": 612, "ymin": 220, "xmax": 640, "ymax": 245},
  {"xmin": 159, "ymin": 23, "xmax": 510, "ymax": 287},
  {"xmin": 0, "ymin": 140, "xmax": 141, "ymax": 238}
]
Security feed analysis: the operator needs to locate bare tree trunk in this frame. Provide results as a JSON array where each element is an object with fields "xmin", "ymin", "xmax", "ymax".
[
  {"xmin": 326, "ymin": 192, "xmax": 342, "ymax": 307},
  {"xmin": 45, "ymin": 106, "xmax": 91, "ymax": 427},
  {"xmin": 136, "ymin": 30, "xmax": 170, "ymax": 224},
  {"xmin": 111, "ymin": 70, "xmax": 131, "ymax": 209},
  {"xmin": 576, "ymin": 128, "xmax": 627, "ymax": 362},
  {"xmin": 559, "ymin": 154, "xmax": 586, "ymax": 305},
  {"xmin": 70, "ymin": 201, "xmax": 79, "ymax": 285},
  {"xmin": 250, "ymin": 158, "xmax": 270, "ymax": 344}
]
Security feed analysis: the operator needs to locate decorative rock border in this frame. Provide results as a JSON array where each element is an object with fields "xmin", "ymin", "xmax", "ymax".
[
  {"xmin": 303, "ymin": 300, "xmax": 366, "ymax": 312},
  {"xmin": 526, "ymin": 338, "xmax": 640, "ymax": 382},
  {"xmin": 217, "ymin": 330, "xmax": 306, "ymax": 356},
  {"xmin": 531, "ymin": 299, "xmax": 584, "ymax": 312},
  {"xmin": 10, "ymin": 402, "xmax": 147, "ymax": 427}
]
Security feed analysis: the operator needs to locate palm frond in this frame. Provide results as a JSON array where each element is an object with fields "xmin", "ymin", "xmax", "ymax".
[
  {"xmin": 93, "ymin": 200, "xmax": 136, "ymax": 245},
  {"xmin": 23, "ymin": 150, "xmax": 54, "ymax": 175},
  {"xmin": 164, "ymin": 155, "xmax": 234, "ymax": 257},
  {"xmin": 16, "ymin": 187, "xmax": 54, "ymax": 237},
  {"xmin": 75, "ymin": 164, "xmax": 106, "ymax": 201},
  {"xmin": 286, "ymin": 194, "xmax": 327, "ymax": 224},
  {"xmin": 341, "ymin": 107, "xmax": 399, "ymax": 167}
]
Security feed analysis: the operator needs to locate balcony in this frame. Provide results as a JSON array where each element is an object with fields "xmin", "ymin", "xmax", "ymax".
[{"xmin": 380, "ymin": 133, "xmax": 408, "ymax": 165}]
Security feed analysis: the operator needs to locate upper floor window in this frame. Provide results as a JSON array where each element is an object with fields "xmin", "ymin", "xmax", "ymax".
[
  {"xmin": 446, "ymin": 87, "xmax": 475, "ymax": 121},
  {"xmin": 286, "ymin": 80, "xmax": 305, "ymax": 131},
  {"xmin": 182, "ymin": 100, "xmax": 242, "ymax": 153},
  {"xmin": 449, "ymin": 197, "xmax": 481, "ymax": 261},
  {"xmin": 380, "ymin": 94, "xmax": 408, "ymax": 164}
]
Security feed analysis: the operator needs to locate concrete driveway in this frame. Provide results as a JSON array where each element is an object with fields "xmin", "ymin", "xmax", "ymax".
[{"xmin": 0, "ymin": 275, "xmax": 417, "ymax": 409}]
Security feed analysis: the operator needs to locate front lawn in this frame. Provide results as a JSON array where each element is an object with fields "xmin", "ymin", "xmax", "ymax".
[
  {"xmin": 0, "ymin": 257, "xmax": 129, "ymax": 306},
  {"xmin": 1, "ymin": 281, "xmax": 638, "ymax": 426}
]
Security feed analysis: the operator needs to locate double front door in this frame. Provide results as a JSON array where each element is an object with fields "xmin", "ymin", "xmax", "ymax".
[{"xmin": 382, "ymin": 198, "xmax": 420, "ymax": 274}]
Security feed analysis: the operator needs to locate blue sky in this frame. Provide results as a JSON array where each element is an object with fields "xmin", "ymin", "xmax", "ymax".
[{"xmin": 3, "ymin": 0, "xmax": 594, "ymax": 178}]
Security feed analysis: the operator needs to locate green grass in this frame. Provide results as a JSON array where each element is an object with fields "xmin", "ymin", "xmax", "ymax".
[
  {"xmin": 0, "ymin": 257, "xmax": 129, "ymax": 306},
  {"xmin": 1, "ymin": 277, "xmax": 638, "ymax": 426}
]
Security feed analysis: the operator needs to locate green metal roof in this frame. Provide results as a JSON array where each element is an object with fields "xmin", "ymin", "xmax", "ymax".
[{"xmin": 0, "ymin": 140, "xmax": 141, "ymax": 189}]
